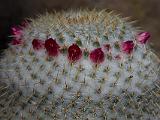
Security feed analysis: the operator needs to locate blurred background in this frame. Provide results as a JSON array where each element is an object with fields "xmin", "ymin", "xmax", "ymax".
[{"xmin": 0, "ymin": 0, "xmax": 159, "ymax": 56}]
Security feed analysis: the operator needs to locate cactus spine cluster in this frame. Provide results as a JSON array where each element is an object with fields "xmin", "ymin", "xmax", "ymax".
[{"xmin": 0, "ymin": 9, "xmax": 160, "ymax": 120}]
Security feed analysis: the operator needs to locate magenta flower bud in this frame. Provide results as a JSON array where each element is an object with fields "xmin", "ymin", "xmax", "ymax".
[
  {"xmin": 11, "ymin": 26, "xmax": 22, "ymax": 36},
  {"xmin": 89, "ymin": 48, "xmax": 105, "ymax": 64},
  {"xmin": 11, "ymin": 26, "xmax": 23, "ymax": 40},
  {"xmin": 121, "ymin": 41, "xmax": 134, "ymax": 54},
  {"xmin": 32, "ymin": 39, "xmax": 45, "ymax": 50},
  {"xmin": 137, "ymin": 32, "xmax": 150, "ymax": 44},
  {"xmin": 68, "ymin": 44, "xmax": 82, "ymax": 62},
  {"xmin": 45, "ymin": 38, "xmax": 60, "ymax": 56}
]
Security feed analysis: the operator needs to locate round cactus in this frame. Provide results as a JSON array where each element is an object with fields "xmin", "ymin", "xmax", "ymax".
[{"xmin": 0, "ymin": 9, "xmax": 160, "ymax": 120}]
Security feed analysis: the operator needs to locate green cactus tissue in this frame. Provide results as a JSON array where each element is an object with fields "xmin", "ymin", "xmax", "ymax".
[{"xmin": 0, "ymin": 9, "xmax": 160, "ymax": 120}]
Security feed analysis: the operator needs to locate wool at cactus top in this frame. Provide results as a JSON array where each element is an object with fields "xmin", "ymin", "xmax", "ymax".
[{"xmin": 0, "ymin": 10, "xmax": 160, "ymax": 119}]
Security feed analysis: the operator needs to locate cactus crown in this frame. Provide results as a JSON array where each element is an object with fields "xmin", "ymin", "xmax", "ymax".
[{"xmin": 0, "ymin": 9, "xmax": 159, "ymax": 119}]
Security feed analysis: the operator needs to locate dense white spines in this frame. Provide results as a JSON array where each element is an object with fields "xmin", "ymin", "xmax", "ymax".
[{"xmin": 0, "ymin": 9, "xmax": 160, "ymax": 119}]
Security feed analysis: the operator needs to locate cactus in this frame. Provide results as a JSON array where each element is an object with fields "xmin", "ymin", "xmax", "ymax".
[{"xmin": 0, "ymin": 9, "xmax": 160, "ymax": 120}]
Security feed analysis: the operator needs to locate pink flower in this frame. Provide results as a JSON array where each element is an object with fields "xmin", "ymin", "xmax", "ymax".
[
  {"xmin": 68, "ymin": 44, "xmax": 82, "ymax": 62},
  {"xmin": 32, "ymin": 39, "xmax": 44, "ymax": 50},
  {"xmin": 121, "ymin": 41, "xmax": 134, "ymax": 54},
  {"xmin": 11, "ymin": 39, "xmax": 23, "ymax": 45},
  {"xmin": 45, "ymin": 38, "xmax": 60, "ymax": 56},
  {"xmin": 89, "ymin": 48, "xmax": 105, "ymax": 64},
  {"xmin": 137, "ymin": 32, "xmax": 150, "ymax": 44}
]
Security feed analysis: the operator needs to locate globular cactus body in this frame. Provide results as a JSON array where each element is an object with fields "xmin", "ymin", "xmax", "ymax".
[{"xmin": 0, "ymin": 9, "xmax": 160, "ymax": 120}]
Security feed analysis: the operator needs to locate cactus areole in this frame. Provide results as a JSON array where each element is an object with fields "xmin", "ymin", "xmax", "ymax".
[{"xmin": 0, "ymin": 10, "xmax": 160, "ymax": 120}]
